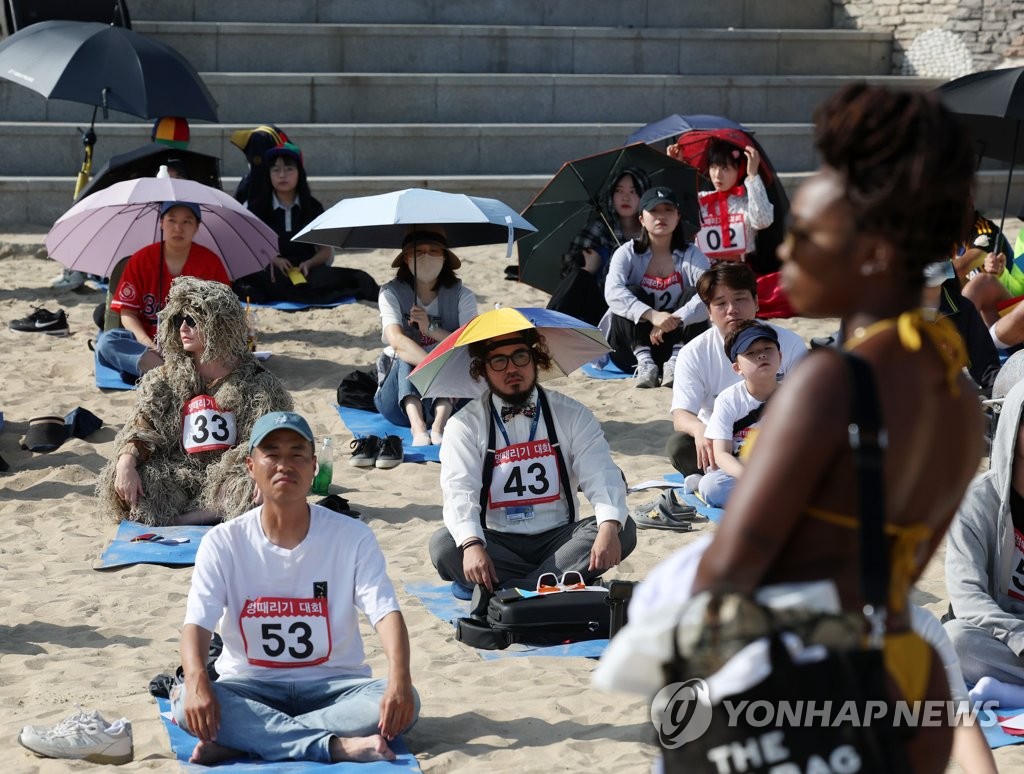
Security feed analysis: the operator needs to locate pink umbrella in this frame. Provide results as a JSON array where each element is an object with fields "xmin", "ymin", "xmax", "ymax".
[{"xmin": 45, "ymin": 177, "xmax": 278, "ymax": 279}]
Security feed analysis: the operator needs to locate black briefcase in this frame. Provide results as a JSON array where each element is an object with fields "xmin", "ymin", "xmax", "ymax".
[{"xmin": 485, "ymin": 587, "xmax": 611, "ymax": 646}]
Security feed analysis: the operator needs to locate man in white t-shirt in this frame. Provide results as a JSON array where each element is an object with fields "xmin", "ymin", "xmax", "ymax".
[
  {"xmin": 171, "ymin": 412, "xmax": 418, "ymax": 765},
  {"xmin": 429, "ymin": 329, "xmax": 635, "ymax": 597},
  {"xmin": 667, "ymin": 262, "xmax": 807, "ymax": 476}
]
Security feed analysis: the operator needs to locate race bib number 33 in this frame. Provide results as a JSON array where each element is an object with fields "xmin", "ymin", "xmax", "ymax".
[
  {"xmin": 182, "ymin": 395, "xmax": 237, "ymax": 454},
  {"xmin": 489, "ymin": 439, "xmax": 561, "ymax": 509},
  {"xmin": 239, "ymin": 596, "xmax": 331, "ymax": 668}
]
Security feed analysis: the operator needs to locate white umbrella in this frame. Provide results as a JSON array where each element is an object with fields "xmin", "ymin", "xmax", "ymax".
[
  {"xmin": 292, "ymin": 187, "xmax": 536, "ymax": 256},
  {"xmin": 45, "ymin": 177, "xmax": 278, "ymax": 279}
]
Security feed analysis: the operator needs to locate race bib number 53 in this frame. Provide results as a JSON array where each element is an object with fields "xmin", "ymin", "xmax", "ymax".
[
  {"xmin": 182, "ymin": 395, "xmax": 237, "ymax": 454},
  {"xmin": 489, "ymin": 439, "xmax": 561, "ymax": 509},
  {"xmin": 239, "ymin": 596, "xmax": 331, "ymax": 668}
]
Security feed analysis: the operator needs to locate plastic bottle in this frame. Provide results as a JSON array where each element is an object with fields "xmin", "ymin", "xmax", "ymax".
[{"xmin": 311, "ymin": 436, "xmax": 334, "ymax": 496}]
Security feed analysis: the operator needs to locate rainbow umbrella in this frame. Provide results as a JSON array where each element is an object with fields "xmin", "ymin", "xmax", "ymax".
[{"xmin": 408, "ymin": 307, "xmax": 610, "ymax": 399}]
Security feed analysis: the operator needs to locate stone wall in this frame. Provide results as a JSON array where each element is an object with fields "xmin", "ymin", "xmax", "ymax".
[{"xmin": 833, "ymin": 0, "xmax": 1024, "ymax": 76}]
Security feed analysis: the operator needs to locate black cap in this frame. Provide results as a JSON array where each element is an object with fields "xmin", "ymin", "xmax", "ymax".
[{"xmin": 639, "ymin": 186, "xmax": 681, "ymax": 212}]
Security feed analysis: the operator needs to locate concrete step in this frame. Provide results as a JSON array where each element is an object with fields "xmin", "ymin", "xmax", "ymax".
[
  {"xmin": 132, "ymin": 22, "xmax": 892, "ymax": 77},
  {"xmin": 0, "ymin": 74, "xmax": 939, "ymax": 124},
  {"xmin": 132, "ymin": 0, "xmax": 833, "ymax": 30},
  {"xmin": 3, "ymin": 171, "xmax": 1019, "ymax": 231},
  {"xmin": 0, "ymin": 122, "xmax": 819, "ymax": 178}
]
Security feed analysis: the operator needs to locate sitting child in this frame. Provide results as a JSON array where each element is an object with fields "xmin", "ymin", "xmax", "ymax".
[{"xmin": 686, "ymin": 320, "xmax": 781, "ymax": 507}]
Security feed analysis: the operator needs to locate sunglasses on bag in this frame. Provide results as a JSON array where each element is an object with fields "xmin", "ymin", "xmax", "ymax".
[
  {"xmin": 536, "ymin": 571, "xmax": 586, "ymax": 593},
  {"xmin": 486, "ymin": 348, "xmax": 533, "ymax": 372},
  {"xmin": 172, "ymin": 314, "xmax": 198, "ymax": 329}
]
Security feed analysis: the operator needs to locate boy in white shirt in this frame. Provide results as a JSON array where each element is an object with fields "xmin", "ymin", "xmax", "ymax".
[{"xmin": 688, "ymin": 321, "xmax": 781, "ymax": 507}]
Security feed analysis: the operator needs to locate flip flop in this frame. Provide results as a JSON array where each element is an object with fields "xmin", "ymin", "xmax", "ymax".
[{"xmin": 631, "ymin": 489, "xmax": 697, "ymax": 531}]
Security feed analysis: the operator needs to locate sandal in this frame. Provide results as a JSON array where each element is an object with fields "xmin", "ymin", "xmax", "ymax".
[{"xmin": 632, "ymin": 489, "xmax": 697, "ymax": 531}]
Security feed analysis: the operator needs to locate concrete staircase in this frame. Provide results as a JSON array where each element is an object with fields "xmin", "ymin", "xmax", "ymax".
[{"xmin": 0, "ymin": 0, "xmax": 1013, "ymax": 228}]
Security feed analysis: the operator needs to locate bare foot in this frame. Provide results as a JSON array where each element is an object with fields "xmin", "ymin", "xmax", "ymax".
[
  {"xmin": 410, "ymin": 431, "xmax": 431, "ymax": 447},
  {"xmin": 430, "ymin": 428, "xmax": 443, "ymax": 445},
  {"xmin": 329, "ymin": 734, "xmax": 395, "ymax": 762},
  {"xmin": 173, "ymin": 509, "xmax": 222, "ymax": 526},
  {"xmin": 190, "ymin": 740, "xmax": 243, "ymax": 765}
]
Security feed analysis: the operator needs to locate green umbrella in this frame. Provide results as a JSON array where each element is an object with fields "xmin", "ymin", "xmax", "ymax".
[{"xmin": 517, "ymin": 143, "xmax": 699, "ymax": 294}]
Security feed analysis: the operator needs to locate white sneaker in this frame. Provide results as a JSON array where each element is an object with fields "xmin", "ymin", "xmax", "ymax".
[
  {"xmin": 18, "ymin": 706, "xmax": 133, "ymax": 765},
  {"xmin": 51, "ymin": 269, "xmax": 86, "ymax": 292},
  {"xmin": 662, "ymin": 355, "xmax": 678, "ymax": 388},
  {"xmin": 634, "ymin": 360, "xmax": 660, "ymax": 389}
]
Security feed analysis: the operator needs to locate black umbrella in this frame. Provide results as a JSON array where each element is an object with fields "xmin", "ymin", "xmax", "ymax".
[
  {"xmin": 0, "ymin": 20, "xmax": 218, "ymax": 197},
  {"xmin": 76, "ymin": 144, "xmax": 222, "ymax": 200},
  {"xmin": 517, "ymin": 143, "xmax": 699, "ymax": 294},
  {"xmin": 937, "ymin": 67, "xmax": 1024, "ymax": 228}
]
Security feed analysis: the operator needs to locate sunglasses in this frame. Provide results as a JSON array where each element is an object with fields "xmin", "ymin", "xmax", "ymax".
[
  {"xmin": 536, "ymin": 571, "xmax": 586, "ymax": 593},
  {"xmin": 486, "ymin": 348, "xmax": 532, "ymax": 372},
  {"xmin": 172, "ymin": 314, "xmax": 198, "ymax": 329}
]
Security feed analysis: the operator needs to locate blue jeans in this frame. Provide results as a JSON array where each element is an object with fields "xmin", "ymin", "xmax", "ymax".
[
  {"xmin": 698, "ymin": 468, "xmax": 736, "ymax": 508},
  {"xmin": 170, "ymin": 675, "xmax": 420, "ymax": 762},
  {"xmin": 374, "ymin": 356, "xmax": 435, "ymax": 427},
  {"xmin": 95, "ymin": 328, "xmax": 147, "ymax": 376}
]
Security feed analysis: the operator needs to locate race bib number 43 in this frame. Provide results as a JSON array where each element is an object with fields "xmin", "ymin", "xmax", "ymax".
[
  {"xmin": 182, "ymin": 395, "xmax": 237, "ymax": 454},
  {"xmin": 489, "ymin": 439, "xmax": 561, "ymax": 509},
  {"xmin": 239, "ymin": 596, "xmax": 331, "ymax": 668}
]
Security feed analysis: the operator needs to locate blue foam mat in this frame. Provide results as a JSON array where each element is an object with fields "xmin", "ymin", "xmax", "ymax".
[
  {"xmin": 156, "ymin": 697, "xmax": 421, "ymax": 771},
  {"xmin": 658, "ymin": 473, "xmax": 725, "ymax": 523},
  {"xmin": 249, "ymin": 297, "xmax": 355, "ymax": 311},
  {"xmin": 581, "ymin": 360, "xmax": 630, "ymax": 380},
  {"xmin": 335, "ymin": 407, "xmax": 440, "ymax": 464},
  {"xmin": 95, "ymin": 521, "xmax": 211, "ymax": 570},
  {"xmin": 403, "ymin": 581, "xmax": 608, "ymax": 660},
  {"xmin": 95, "ymin": 350, "xmax": 136, "ymax": 391},
  {"xmin": 981, "ymin": 707, "xmax": 1024, "ymax": 749}
]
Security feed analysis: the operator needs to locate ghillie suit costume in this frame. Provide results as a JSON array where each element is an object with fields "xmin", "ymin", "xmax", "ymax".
[{"xmin": 97, "ymin": 276, "xmax": 293, "ymax": 525}]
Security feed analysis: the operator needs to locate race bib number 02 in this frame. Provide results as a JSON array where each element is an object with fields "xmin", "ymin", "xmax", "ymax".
[
  {"xmin": 239, "ymin": 596, "xmax": 331, "ymax": 668},
  {"xmin": 182, "ymin": 395, "xmax": 237, "ymax": 454},
  {"xmin": 489, "ymin": 439, "xmax": 561, "ymax": 509},
  {"xmin": 697, "ymin": 212, "xmax": 747, "ymax": 259}
]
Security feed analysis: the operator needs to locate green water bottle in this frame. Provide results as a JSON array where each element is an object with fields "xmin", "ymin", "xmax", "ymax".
[{"xmin": 311, "ymin": 436, "xmax": 334, "ymax": 495}]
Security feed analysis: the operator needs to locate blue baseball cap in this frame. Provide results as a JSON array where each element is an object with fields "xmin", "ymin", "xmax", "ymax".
[
  {"xmin": 728, "ymin": 322, "xmax": 780, "ymax": 363},
  {"xmin": 159, "ymin": 201, "xmax": 201, "ymax": 223},
  {"xmin": 248, "ymin": 411, "xmax": 315, "ymax": 453}
]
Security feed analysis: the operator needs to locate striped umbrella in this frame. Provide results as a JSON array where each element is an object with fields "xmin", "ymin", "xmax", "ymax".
[{"xmin": 409, "ymin": 307, "xmax": 610, "ymax": 399}]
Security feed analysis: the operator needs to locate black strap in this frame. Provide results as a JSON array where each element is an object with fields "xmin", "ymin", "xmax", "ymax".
[
  {"xmin": 478, "ymin": 387, "xmax": 575, "ymax": 526},
  {"xmin": 731, "ymin": 402, "xmax": 765, "ymax": 437},
  {"xmin": 843, "ymin": 352, "xmax": 889, "ymax": 612}
]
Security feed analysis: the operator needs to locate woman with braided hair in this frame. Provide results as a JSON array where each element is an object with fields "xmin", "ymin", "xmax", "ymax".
[
  {"xmin": 602, "ymin": 84, "xmax": 989, "ymax": 771},
  {"xmin": 97, "ymin": 276, "xmax": 292, "ymax": 526}
]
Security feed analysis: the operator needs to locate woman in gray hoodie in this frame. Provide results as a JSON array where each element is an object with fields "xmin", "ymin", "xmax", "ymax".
[{"xmin": 945, "ymin": 378, "xmax": 1024, "ymax": 690}]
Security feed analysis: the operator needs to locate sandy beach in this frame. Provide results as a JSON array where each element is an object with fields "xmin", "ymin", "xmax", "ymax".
[{"xmin": 1, "ymin": 230, "xmax": 1021, "ymax": 773}]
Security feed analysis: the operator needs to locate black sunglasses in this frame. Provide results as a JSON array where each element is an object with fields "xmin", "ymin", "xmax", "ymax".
[
  {"xmin": 172, "ymin": 314, "xmax": 198, "ymax": 329},
  {"xmin": 486, "ymin": 348, "xmax": 533, "ymax": 371}
]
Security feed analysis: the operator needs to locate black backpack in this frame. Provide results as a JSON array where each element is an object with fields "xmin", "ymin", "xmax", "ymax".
[{"xmin": 336, "ymin": 369, "xmax": 378, "ymax": 412}]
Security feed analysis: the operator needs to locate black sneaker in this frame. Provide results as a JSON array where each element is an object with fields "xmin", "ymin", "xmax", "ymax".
[
  {"xmin": 9, "ymin": 308, "xmax": 69, "ymax": 336},
  {"xmin": 375, "ymin": 434, "xmax": 403, "ymax": 469},
  {"xmin": 349, "ymin": 435, "xmax": 381, "ymax": 468}
]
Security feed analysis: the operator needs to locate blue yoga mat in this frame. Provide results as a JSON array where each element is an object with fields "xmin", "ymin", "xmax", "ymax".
[
  {"xmin": 155, "ymin": 697, "xmax": 421, "ymax": 771},
  {"xmin": 249, "ymin": 297, "xmax": 355, "ymax": 311},
  {"xmin": 94, "ymin": 521, "xmax": 211, "ymax": 570},
  {"xmin": 982, "ymin": 707, "xmax": 1024, "ymax": 749},
  {"xmin": 659, "ymin": 473, "xmax": 725, "ymax": 523},
  {"xmin": 403, "ymin": 581, "xmax": 608, "ymax": 661},
  {"xmin": 581, "ymin": 359, "xmax": 630, "ymax": 380},
  {"xmin": 95, "ymin": 350, "xmax": 136, "ymax": 391},
  {"xmin": 335, "ymin": 407, "xmax": 440, "ymax": 464}
]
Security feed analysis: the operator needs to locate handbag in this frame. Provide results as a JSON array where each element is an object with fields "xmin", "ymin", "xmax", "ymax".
[{"xmin": 662, "ymin": 352, "xmax": 909, "ymax": 772}]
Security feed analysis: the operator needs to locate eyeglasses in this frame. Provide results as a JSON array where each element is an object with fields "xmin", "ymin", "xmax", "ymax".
[
  {"xmin": 485, "ymin": 348, "xmax": 532, "ymax": 372},
  {"xmin": 536, "ymin": 571, "xmax": 586, "ymax": 593},
  {"xmin": 172, "ymin": 314, "xmax": 197, "ymax": 329}
]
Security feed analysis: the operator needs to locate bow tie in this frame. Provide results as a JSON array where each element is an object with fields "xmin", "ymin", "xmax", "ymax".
[{"xmin": 500, "ymin": 403, "xmax": 537, "ymax": 423}]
